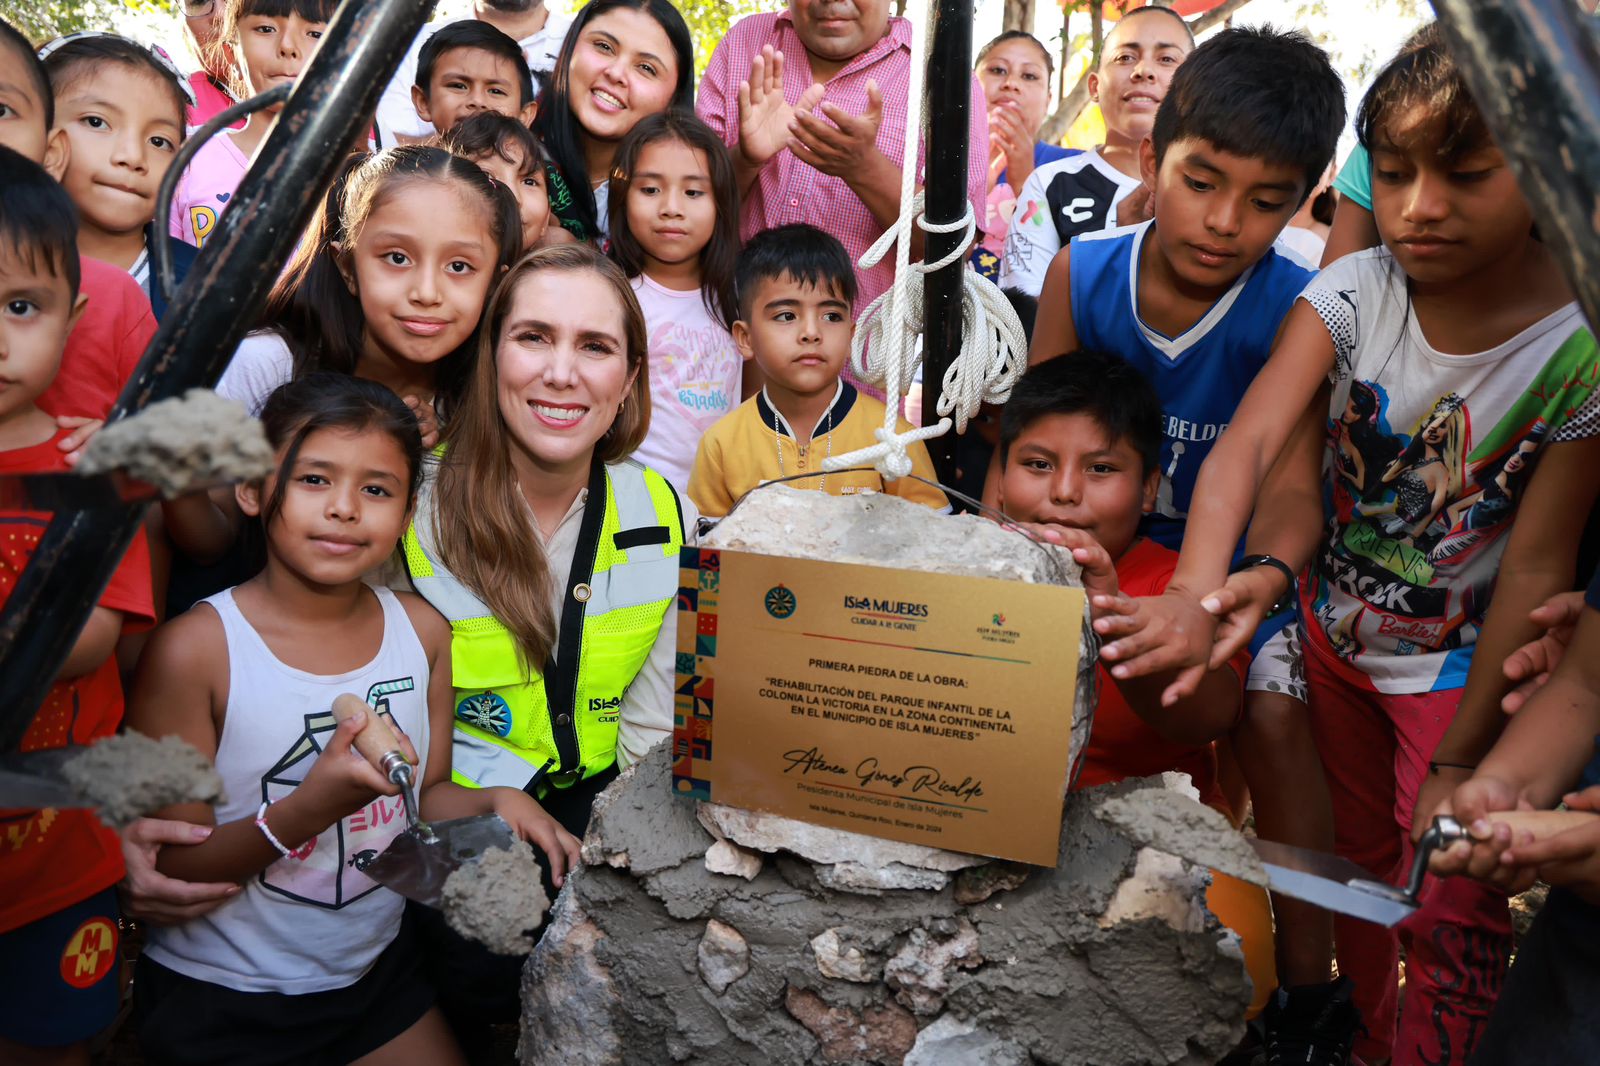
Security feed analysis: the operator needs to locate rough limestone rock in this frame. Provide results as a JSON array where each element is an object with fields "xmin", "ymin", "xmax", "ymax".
[
  {"xmin": 904, "ymin": 1015, "xmax": 1029, "ymax": 1066},
  {"xmin": 704, "ymin": 840, "xmax": 762, "ymax": 881},
  {"xmin": 698, "ymin": 803, "xmax": 984, "ymax": 896},
  {"xmin": 701, "ymin": 486, "xmax": 1098, "ymax": 783},
  {"xmin": 884, "ymin": 918, "xmax": 982, "ymax": 1015},
  {"xmin": 519, "ymin": 747, "xmax": 1253, "ymax": 1065},
  {"xmin": 697, "ymin": 919, "xmax": 751, "ymax": 994},
  {"xmin": 810, "ymin": 928, "xmax": 881, "ymax": 983}
]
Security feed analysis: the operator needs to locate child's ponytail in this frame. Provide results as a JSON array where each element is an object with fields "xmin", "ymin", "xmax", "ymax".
[{"xmin": 606, "ymin": 109, "xmax": 741, "ymax": 330}]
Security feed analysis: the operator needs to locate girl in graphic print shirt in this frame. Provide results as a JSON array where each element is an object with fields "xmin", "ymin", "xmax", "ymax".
[{"xmin": 127, "ymin": 377, "xmax": 576, "ymax": 1064}]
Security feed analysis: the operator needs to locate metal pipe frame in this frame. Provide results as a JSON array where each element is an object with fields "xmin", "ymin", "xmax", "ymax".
[
  {"xmin": 920, "ymin": 0, "xmax": 975, "ymax": 484},
  {"xmin": 0, "ymin": 0, "xmax": 437, "ymax": 750},
  {"xmin": 1431, "ymin": 0, "xmax": 1600, "ymax": 338}
]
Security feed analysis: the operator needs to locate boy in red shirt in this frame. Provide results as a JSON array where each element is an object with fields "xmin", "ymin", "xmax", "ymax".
[
  {"xmin": 0, "ymin": 148, "xmax": 155, "ymax": 1063},
  {"xmin": 995, "ymin": 349, "xmax": 1277, "ymax": 1020},
  {"xmin": 0, "ymin": 18, "xmax": 158, "ymax": 431}
]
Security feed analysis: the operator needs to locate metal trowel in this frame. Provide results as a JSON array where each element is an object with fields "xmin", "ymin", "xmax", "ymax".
[
  {"xmin": 1250, "ymin": 809, "xmax": 1598, "ymax": 927},
  {"xmin": 0, "ymin": 469, "xmax": 240, "ymax": 511},
  {"xmin": 0, "ymin": 748, "xmax": 99, "ymax": 809},
  {"xmin": 331, "ymin": 694, "xmax": 517, "ymax": 908}
]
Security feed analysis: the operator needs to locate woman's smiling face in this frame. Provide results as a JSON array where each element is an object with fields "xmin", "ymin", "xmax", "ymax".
[
  {"xmin": 495, "ymin": 267, "xmax": 637, "ymax": 477},
  {"xmin": 566, "ymin": 8, "xmax": 680, "ymax": 145}
]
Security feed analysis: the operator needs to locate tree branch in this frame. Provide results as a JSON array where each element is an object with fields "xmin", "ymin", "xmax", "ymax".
[
  {"xmin": 1039, "ymin": 70, "xmax": 1092, "ymax": 145},
  {"xmin": 1189, "ymin": 0, "xmax": 1257, "ymax": 36}
]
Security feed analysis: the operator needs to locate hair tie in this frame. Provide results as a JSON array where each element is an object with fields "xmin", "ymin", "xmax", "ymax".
[{"xmin": 37, "ymin": 31, "xmax": 199, "ymax": 107}]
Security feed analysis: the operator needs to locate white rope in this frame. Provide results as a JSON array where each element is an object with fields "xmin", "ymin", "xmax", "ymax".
[{"xmin": 822, "ymin": 0, "xmax": 1028, "ymax": 481}]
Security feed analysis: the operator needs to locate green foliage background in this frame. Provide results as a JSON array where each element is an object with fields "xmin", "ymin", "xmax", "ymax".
[
  {"xmin": 8, "ymin": 0, "xmax": 171, "ymax": 43},
  {"xmin": 9, "ymin": 0, "xmax": 752, "ymax": 82},
  {"xmin": 674, "ymin": 0, "xmax": 771, "ymax": 81}
]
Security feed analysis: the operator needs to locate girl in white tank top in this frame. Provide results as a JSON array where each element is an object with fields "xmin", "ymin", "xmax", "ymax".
[{"xmin": 125, "ymin": 376, "xmax": 575, "ymax": 1065}]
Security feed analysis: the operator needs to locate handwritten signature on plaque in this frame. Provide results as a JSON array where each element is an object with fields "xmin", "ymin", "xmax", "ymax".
[{"xmin": 781, "ymin": 746, "xmax": 985, "ymax": 804}]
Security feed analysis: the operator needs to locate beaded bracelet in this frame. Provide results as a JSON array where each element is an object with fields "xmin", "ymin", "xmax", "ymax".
[{"xmin": 254, "ymin": 801, "xmax": 294, "ymax": 858}]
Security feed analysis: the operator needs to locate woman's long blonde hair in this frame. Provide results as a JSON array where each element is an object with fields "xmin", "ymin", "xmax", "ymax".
[{"xmin": 432, "ymin": 245, "xmax": 652, "ymax": 672}]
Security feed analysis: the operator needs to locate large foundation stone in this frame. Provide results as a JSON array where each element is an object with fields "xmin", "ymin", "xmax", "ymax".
[
  {"xmin": 520, "ymin": 749, "xmax": 1251, "ymax": 1065},
  {"xmin": 520, "ymin": 489, "xmax": 1252, "ymax": 1064}
]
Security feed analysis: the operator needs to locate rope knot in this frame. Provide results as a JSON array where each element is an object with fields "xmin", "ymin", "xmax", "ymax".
[{"xmin": 835, "ymin": 8, "xmax": 1027, "ymax": 486}]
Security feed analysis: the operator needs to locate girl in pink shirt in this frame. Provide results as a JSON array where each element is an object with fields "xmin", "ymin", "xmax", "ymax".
[
  {"xmin": 606, "ymin": 110, "xmax": 745, "ymax": 492},
  {"xmin": 169, "ymin": 0, "xmax": 333, "ymax": 247}
]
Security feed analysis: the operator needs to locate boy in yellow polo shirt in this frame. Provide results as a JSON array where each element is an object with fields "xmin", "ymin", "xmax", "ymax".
[{"xmin": 688, "ymin": 224, "xmax": 949, "ymax": 517}]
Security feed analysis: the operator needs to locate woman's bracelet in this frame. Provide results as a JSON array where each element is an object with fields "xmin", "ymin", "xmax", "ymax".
[
  {"xmin": 1427, "ymin": 760, "xmax": 1478, "ymax": 775},
  {"xmin": 255, "ymin": 800, "xmax": 296, "ymax": 858}
]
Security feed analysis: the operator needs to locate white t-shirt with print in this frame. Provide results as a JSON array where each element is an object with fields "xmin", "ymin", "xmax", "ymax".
[
  {"xmin": 628, "ymin": 275, "xmax": 742, "ymax": 493},
  {"xmin": 998, "ymin": 149, "xmax": 1143, "ymax": 298},
  {"xmin": 1300, "ymin": 247, "xmax": 1600, "ymax": 693}
]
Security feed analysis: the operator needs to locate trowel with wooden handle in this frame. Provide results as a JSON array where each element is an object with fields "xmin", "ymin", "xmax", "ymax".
[
  {"xmin": 1250, "ymin": 809, "xmax": 1598, "ymax": 927},
  {"xmin": 331, "ymin": 693, "xmax": 517, "ymax": 908}
]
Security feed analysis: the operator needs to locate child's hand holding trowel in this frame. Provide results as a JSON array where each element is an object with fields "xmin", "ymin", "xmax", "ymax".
[
  {"xmin": 289, "ymin": 709, "xmax": 411, "ymax": 830},
  {"xmin": 1428, "ymin": 780, "xmax": 1600, "ymax": 899},
  {"xmin": 1494, "ymin": 786, "xmax": 1600, "ymax": 905}
]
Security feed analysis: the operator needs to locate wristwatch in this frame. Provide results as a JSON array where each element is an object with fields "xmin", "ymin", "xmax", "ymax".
[{"xmin": 1230, "ymin": 554, "xmax": 1297, "ymax": 616}]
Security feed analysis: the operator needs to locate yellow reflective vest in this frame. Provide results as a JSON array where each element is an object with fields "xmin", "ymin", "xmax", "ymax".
[{"xmin": 403, "ymin": 456, "xmax": 684, "ymax": 792}]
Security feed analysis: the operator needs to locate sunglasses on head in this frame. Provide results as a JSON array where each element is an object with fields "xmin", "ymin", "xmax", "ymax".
[{"xmin": 182, "ymin": 0, "xmax": 217, "ymax": 16}]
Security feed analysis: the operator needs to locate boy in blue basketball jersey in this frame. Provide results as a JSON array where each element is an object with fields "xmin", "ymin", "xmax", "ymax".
[{"xmin": 1027, "ymin": 27, "xmax": 1353, "ymax": 1061}]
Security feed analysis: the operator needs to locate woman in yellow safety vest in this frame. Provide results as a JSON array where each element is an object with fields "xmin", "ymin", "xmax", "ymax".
[{"xmin": 405, "ymin": 243, "xmax": 691, "ymax": 1043}]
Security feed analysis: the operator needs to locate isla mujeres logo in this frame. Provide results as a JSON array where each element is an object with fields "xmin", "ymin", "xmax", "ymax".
[
  {"xmin": 457, "ymin": 691, "xmax": 512, "ymax": 736},
  {"xmin": 843, "ymin": 594, "xmax": 930, "ymax": 631},
  {"xmin": 765, "ymin": 584, "xmax": 797, "ymax": 619},
  {"xmin": 979, "ymin": 609, "xmax": 1021, "ymax": 645}
]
